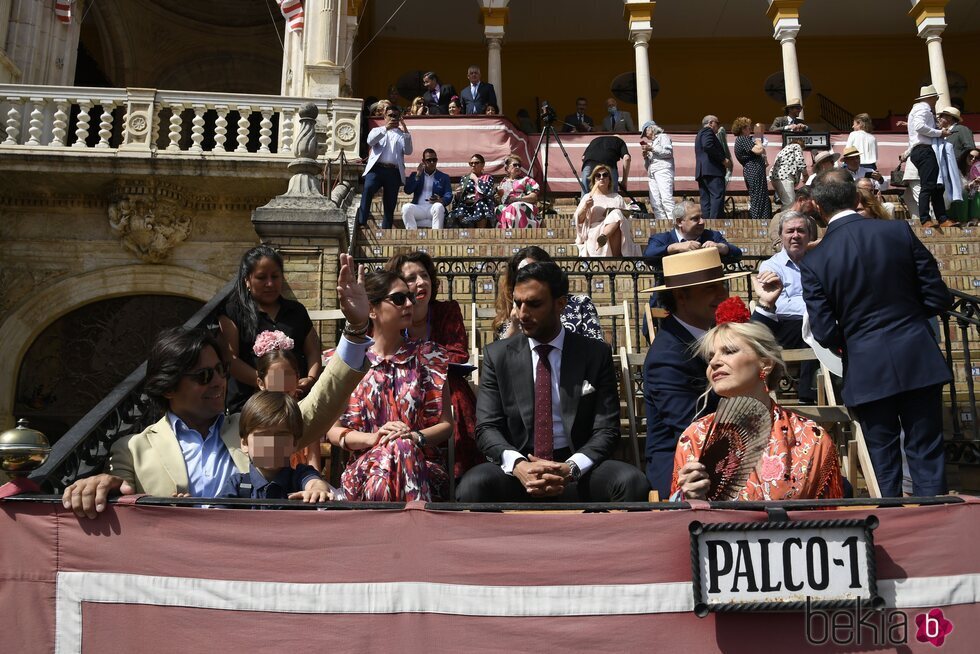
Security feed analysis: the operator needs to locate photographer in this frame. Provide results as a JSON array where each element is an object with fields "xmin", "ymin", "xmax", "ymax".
[{"xmin": 580, "ymin": 135, "xmax": 631, "ymax": 197}]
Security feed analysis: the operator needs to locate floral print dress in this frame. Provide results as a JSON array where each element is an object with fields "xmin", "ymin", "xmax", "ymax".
[
  {"xmin": 496, "ymin": 176, "xmax": 541, "ymax": 228},
  {"xmin": 449, "ymin": 174, "xmax": 496, "ymax": 227},
  {"xmin": 670, "ymin": 403, "xmax": 844, "ymax": 501},
  {"xmin": 495, "ymin": 294, "xmax": 603, "ymax": 341},
  {"xmin": 325, "ymin": 339, "xmax": 450, "ymax": 501}
]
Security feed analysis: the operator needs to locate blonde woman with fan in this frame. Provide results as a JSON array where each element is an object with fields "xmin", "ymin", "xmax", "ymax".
[{"xmin": 670, "ymin": 298, "xmax": 844, "ymax": 502}]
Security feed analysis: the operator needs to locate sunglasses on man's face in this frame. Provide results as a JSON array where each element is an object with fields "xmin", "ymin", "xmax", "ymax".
[
  {"xmin": 382, "ymin": 291, "xmax": 417, "ymax": 306},
  {"xmin": 424, "ymin": 158, "xmax": 438, "ymax": 163},
  {"xmin": 469, "ymin": 161, "xmax": 482, "ymax": 166},
  {"xmin": 182, "ymin": 361, "xmax": 230, "ymax": 386}
]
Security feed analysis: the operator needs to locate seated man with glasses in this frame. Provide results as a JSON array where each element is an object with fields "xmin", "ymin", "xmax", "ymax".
[
  {"xmin": 401, "ymin": 148, "xmax": 452, "ymax": 230},
  {"xmin": 61, "ymin": 254, "xmax": 372, "ymax": 518}
]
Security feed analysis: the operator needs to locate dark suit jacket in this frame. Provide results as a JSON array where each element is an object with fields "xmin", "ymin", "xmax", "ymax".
[
  {"xmin": 562, "ymin": 113, "xmax": 594, "ymax": 133},
  {"xmin": 460, "ymin": 82, "xmax": 498, "ymax": 115},
  {"xmin": 403, "ymin": 169, "xmax": 453, "ymax": 206},
  {"xmin": 800, "ymin": 213, "xmax": 952, "ymax": 406},
  {"xmin": 694, "ymin": 126, "xmax": 727, "ymax": 180},
  {"xmin": 423, "ymin": 84, "xmax": 456, "ymax": 115},
  {"xmin": 643, "ymin": 229, "xmax": 743, "ymax": 264},
  {"xmin": 475, "ymin": 331, "xmax": 619, "ymax": 466}
]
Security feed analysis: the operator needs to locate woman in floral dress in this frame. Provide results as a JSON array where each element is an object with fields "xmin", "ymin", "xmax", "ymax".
[
  {"xmin": 448, "ymin": 153, "xmax": 496, "ymax": 228},
  {"xmin": 324, "ymin": 270, "xmax": 454, "ymax": 501},
  {"xmin": 671, "ymin": 305, "xmax": 844, "ymax": 501},
  {"xmin": 492, "ymin": 246, "xmax": 603, "ymax": 341},
  {"xmin": 495, "ymin": 154, "xmax": 541, "ymax": 229}
]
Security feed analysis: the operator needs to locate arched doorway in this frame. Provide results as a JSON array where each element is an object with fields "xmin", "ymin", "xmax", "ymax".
[{"xmin": 13, "ymin": 295, "xmax": 203, "ymax": 442}]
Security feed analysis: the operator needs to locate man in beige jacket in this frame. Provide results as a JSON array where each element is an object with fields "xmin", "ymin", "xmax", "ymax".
[{"xmin": 62, "ymin": 254, "xmax": 370, "ymax": 518}]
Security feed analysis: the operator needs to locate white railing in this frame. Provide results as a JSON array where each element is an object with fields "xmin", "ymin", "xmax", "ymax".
[{"xmin": 0, "ymin": 85, "xmax": 362, "ymax": 158}]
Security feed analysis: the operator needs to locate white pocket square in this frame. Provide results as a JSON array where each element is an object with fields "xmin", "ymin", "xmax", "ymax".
[{"xmin": 581, "ymin": 380, "xmax": 596, "ymax": 396}]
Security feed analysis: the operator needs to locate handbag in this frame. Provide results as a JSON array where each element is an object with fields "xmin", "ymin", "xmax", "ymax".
[{"xmin": 890, "ymin": 162, "xmax": 906, "ymax": 187}]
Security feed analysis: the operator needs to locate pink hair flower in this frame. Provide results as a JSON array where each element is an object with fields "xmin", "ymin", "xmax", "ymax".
[{"xmin": 253, "ymin": 330, "xmax": 294, "ymax": 358}]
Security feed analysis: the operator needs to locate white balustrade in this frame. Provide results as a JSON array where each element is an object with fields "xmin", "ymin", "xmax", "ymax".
[
  {"xmin": 96, "ymin": 100, "xmax": 115, "ymax": 148},
  {"xmin": 73, "ymin": 98, "xmax": 91, "ymax": 148},
  {"xmin": 0, "ymin": 85, "xmax": 362, "ymax": 159}
]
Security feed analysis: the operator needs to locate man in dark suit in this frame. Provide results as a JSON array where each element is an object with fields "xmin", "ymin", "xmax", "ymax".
[
  {"xmin": 769, "ymin": 98, "xmax": 810, "ymax": 132},
  {"xmin": 421, "ymin": 71, "xmax": 456, "ymax": 115},
  {"xmin": 562, "ymin": 97, "xmax": 594, "ymax": 133},
  {"xmin": 801, "ymin": 169, "xmax": 953, "ymax": 496},
  {"xmin": 694, "ymin": 115, "xmax": 729, "ymax": 220},
  {"xmin": 457, "ymin": 262, "xmax": 650, "ymax": 502},
  {"xmin": 459, "ymin": 65, "xmax": 498, "ymax": 115},
  {"xmin": 643, "ymin": 248, "xmax": 783, "ymax": 497}
]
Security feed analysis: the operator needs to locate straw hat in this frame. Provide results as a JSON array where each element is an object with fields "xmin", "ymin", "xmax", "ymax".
[
  {"xmin": 938, "ymin": 106, "xmax": 961, "ymax": 122},
  {"xmin": 813, "ymin": 150, "xmax": 840, "ymax": 166},
  {"xmin": 642, "ymin": 248, "xmax": 751, "ymax": 293},
  {"xmin": 915, "ymin": 85, "xmax": 940, "ymax": 101},
  {"xmin": 784, "ymin": 98, "xmax": 803, "ymax": 110},
  {"xmin": 841, "ymin": 146, "xmax": 861, "ymax": 159}
]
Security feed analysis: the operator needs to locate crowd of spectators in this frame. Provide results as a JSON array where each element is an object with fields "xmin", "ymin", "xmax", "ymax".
[{"xmin": 57, "ymin": 81, "xmax": 975, "ymax": 517}]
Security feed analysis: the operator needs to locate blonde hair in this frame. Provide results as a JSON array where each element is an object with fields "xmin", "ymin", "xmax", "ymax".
[
  {"xmin": 853, "ymin": 113, "xmax": 872, "ymax": 132},
  {"xmin": 694, "ymin": 321, "xmax": 786, "ymax": 411},
  {"xmin": 588, "ymin": 164, "xmax": 613, "ymax": 191},
  {"xmin": 857, "ymin": 186, "xmax": 890, "ymax": 220}
]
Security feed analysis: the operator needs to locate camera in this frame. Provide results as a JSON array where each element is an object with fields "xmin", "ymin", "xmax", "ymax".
[{"xmin": 540, "ymin": 100, "xmax": 557, "ymax": 125}]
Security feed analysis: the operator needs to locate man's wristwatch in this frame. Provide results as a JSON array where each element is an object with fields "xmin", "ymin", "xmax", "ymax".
[
  {"xmin": 565, "ymin": 460, "xmax": 582, "ymax": 482},
  {"xmin": 756, "ymin": 301, "xmax": 776, "ymax": 313}
]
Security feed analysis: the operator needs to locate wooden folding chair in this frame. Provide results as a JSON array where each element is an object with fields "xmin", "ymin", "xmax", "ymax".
[
  {"xmin": 595, "ymin": 301, "xmax": 633, "ymax": 354},
  {"xmin": 645, "ymin": 305, "xmax": 669, "ymax": 341},
  {"xmin": 781, "ymin": 348, "xmax": 881, "ymax": 498},
  {"xmin": 618, "ymin": 346, "xmax": 646, "ymax": 470},
  {"xmin": 470, "ymin": 305, "xmax": 497, "ymax": 386}
]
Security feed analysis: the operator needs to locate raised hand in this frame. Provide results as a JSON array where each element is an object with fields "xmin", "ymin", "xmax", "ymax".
[{"xmin": 337, "ymin": 253, "xmax": 369, "ymax": 328}]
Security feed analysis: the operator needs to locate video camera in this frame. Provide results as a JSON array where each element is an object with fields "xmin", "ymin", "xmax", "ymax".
[{"xmin": 540, "ymin": 100, "xmax": 557, "ymax": 125}]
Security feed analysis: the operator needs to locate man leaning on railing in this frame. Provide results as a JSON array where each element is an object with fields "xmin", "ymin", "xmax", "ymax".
[{"xmin": 61, "ymin": 254, "xmax": 371, "ymax": 519}]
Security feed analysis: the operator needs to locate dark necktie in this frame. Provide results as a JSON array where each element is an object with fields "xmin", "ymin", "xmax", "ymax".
[{"xmin": 533, "ymin": 343, "xmax": 554, "ymax": 461}]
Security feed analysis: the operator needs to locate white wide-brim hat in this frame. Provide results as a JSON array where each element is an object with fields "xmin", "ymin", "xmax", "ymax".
[
  {"xmin": 916, "ymin": 85, "xmax": 940, "ymax": 101},
  {"xmin": 643, "ymin": 248, "xmax": 751, "ymax": 293}
]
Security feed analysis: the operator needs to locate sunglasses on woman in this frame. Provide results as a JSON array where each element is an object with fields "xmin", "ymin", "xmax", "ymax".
[
  {"xmin": 595, "ymin": 172, "xmax": 610, "ymax": 179},
  {"xmin": 182, "ymin": 361, "xmax": 230, "ymax": 385},
  {"xmin": 382, "ymin": 291, "xmax": 417, "ymax": 306}
]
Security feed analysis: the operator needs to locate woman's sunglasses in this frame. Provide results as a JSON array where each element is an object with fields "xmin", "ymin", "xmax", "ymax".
[
  {"xmin": 182, "ymin": 362, "xmax": 230, "ymax": 385},
  {"xmin": 381, "ymin": 291, "xmax": 417, "ymax": 306},
  {"xmin": 595, "ymin": 172, "xmax": 610, "ymax": 179}
]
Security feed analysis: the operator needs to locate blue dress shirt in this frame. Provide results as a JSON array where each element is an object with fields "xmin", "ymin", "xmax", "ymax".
[
  {"xmin": 169, "ymin": 412, "xmax": 237, "ymax": 498},
  {"xmin": 759, "ymin": 249, "xmax": 806, "ymax": 318}
]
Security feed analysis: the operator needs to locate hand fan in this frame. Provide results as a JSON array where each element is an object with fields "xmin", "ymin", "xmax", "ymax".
[{"xmin": 698, "ymin": 396, "xmax": 772, "ymax": 501}]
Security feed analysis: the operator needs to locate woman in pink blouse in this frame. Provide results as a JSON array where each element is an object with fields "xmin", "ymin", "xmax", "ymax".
[{"xmin": 325, "ymin": 270, "xmax": 454, "ymax": 501}]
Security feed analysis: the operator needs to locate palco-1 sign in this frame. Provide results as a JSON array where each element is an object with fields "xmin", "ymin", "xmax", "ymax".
[{"xmin": 689, "ymin": 516, "xmax": 882, "ymax": 617}]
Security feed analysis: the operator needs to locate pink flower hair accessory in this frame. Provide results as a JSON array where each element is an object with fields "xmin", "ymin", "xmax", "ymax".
[{"xmin": 253, "ymin": 330, "xmax": 294, "ymax": 358}]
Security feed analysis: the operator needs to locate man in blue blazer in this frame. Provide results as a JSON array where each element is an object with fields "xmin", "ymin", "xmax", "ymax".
[
  {"xmin": 801, "ymin": 170, "xmax": 953, "ymax": 496},
  {"xmin": 642, "ymin": 248, "xmax": 783, "ymax": 498},
  {"xmin": 401, "ymin": 148, "xmax": 453, "ymax": 229},
  {"xmin": 460, "ymin": 65, "xmax": 498, "ymax": 115},
  {"xmin": 694, "ymin": 115, "xmax": 729, "ymax": 220},
  {"xmin": 643, "ymin": 200, "xmax": 742, "ymax": 264}
]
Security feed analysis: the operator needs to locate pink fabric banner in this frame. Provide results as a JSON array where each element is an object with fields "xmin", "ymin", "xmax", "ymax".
[
  {"xmin": 377, "ymin": 117, "xmax": 936, "ymax": 194},
  {"xmin": 1, "ymin": 499, "xmax": 978, "ymax": 652}
]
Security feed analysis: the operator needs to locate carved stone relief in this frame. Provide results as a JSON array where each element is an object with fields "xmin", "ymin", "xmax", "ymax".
[{"xmin": 107, "ymin": 181, "xmax": 191, "ymax": 262}]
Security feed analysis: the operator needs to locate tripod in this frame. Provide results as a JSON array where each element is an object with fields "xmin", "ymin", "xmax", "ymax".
[{"xmin": 529, "ymin": 122, "xmax": 586, "ymax": 217}]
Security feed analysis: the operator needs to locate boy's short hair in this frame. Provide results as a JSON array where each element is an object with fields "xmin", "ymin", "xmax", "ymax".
[{"xmin": 239, "ymin": 391, "xmax": 303, "ymax": 443}]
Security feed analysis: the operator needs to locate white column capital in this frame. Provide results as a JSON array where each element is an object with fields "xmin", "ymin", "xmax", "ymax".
[
  {"xmin": 486, "ymin": 35, "xmax": 502, "ymax": 49},
  {"xmin": 630, "ymin": 29, "xmax": 651, "ymax": 46},
  {"xmin": 773, "ymin": 18, "xmax": 801, "ymax": 42},
  {"xmin": 916, "ymin": 18, "xmax": 946, "ymax": 39}
]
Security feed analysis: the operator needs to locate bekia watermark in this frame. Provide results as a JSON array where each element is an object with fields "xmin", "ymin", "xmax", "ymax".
[{"xmin": 806, "ymin": 598, "xmax": 954, "ymax": 647}]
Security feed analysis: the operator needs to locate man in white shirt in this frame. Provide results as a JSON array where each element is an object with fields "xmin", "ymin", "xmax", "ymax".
[
  {"xmin": 357, "ymin": 106, "xmax": 412, "ymax": 229},
  {"xmin": 457, "ymin": 262, "xmax": 650, "ymax": 502},
  {"xmin": 401, "ymin": 148, "xmax": 452, "ymax": 230},
  {"xmin": 907, "ymin": 84, "xmax": 951, "ymax": 229}
]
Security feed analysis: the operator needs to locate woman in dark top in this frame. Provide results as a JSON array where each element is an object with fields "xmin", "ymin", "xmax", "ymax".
[
  {"xmin": 732, "ymin": 116, "xmax": 771, "ymax": 220},
  {"xmin": 218, "ymin": 245, "xmax": 323, "ymax": 413},
  {"xmin": 448, "ymin": 153, "xmax": 496, "ymax": 228}
]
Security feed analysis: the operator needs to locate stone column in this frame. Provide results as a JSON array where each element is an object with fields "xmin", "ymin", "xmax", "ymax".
[
  {"xmin": 303, "ymin": 0, "xmax": 348, "ymax": 99},
  {"xmin": 623, "ymin": 2, "xmax": 655, "ymax": 126},
  {"xmin": 480, "ymin": 0, "xmax": 509, "ymax": 112},
  {"xmin": 767, "ymin": 0, "xmax": 805, "ymax": 117},
  {"xmin": 3, "ymin": 0, "xmax": 82, "ymax": 85},
  {"xmin": 909, "ymin": 0, "xmax": 951, "ymax": 109}
]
